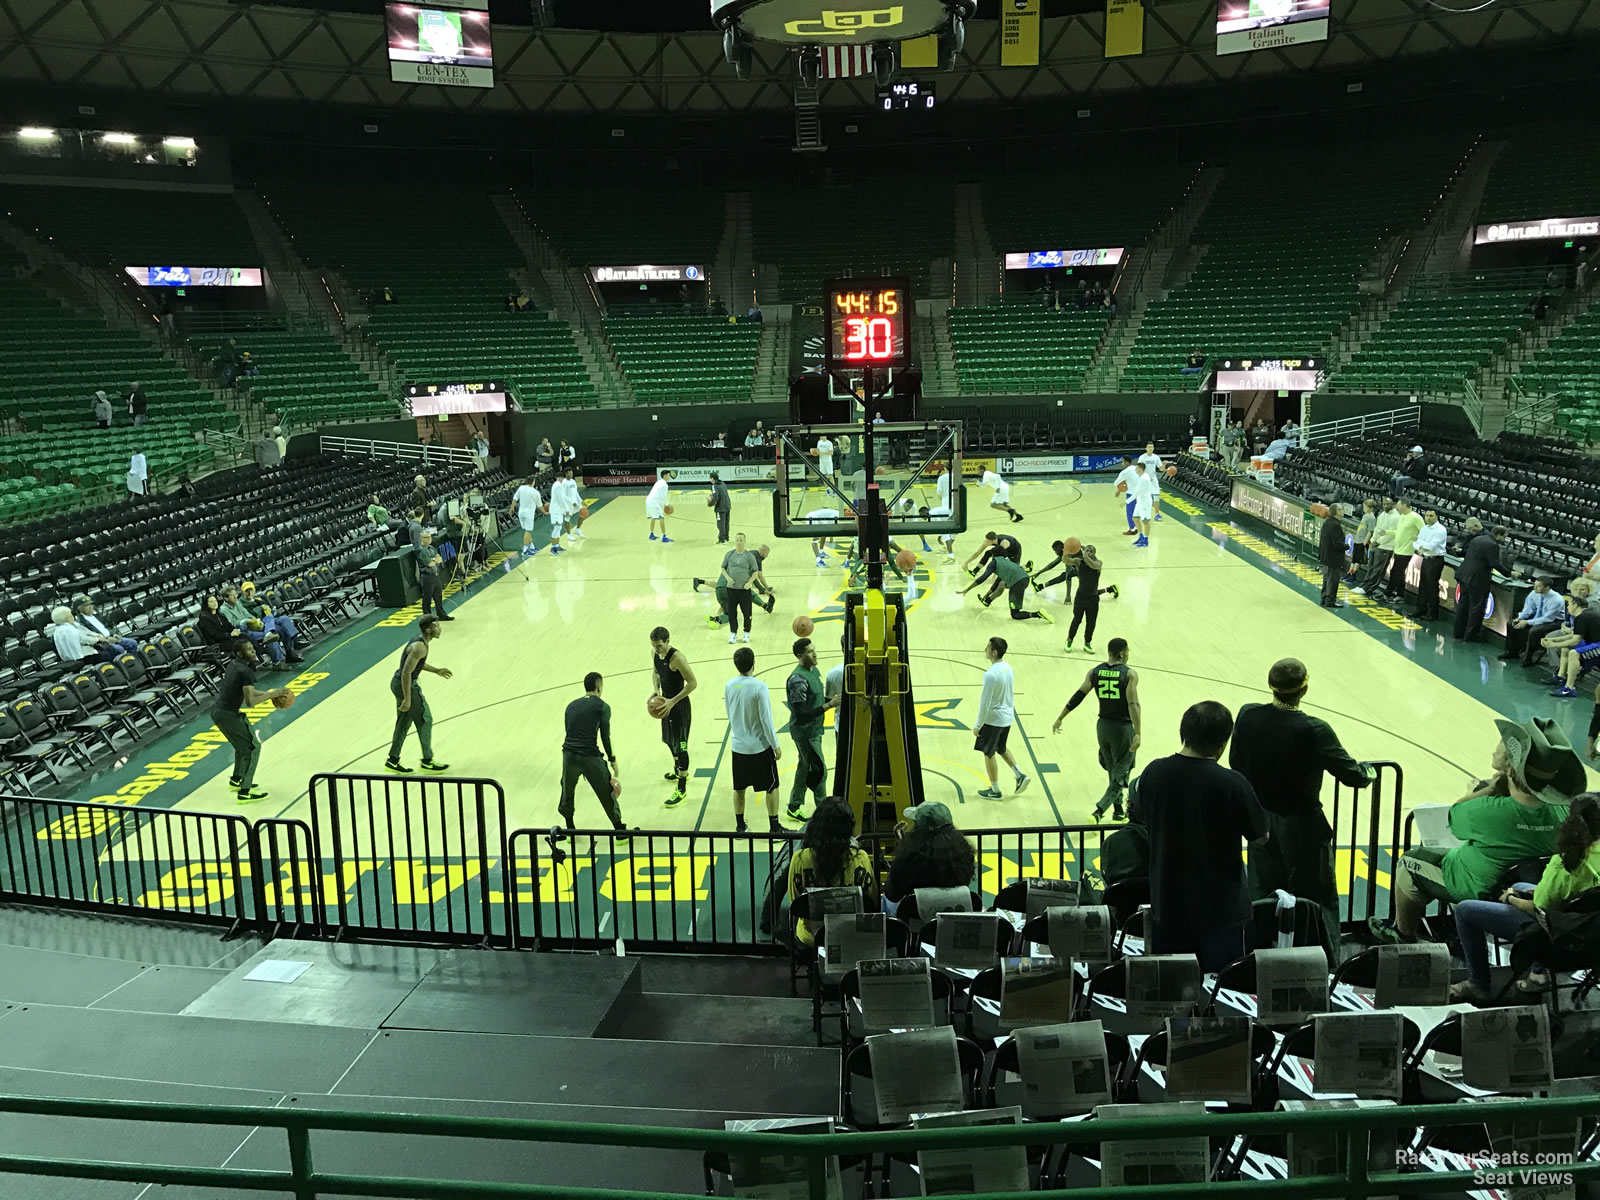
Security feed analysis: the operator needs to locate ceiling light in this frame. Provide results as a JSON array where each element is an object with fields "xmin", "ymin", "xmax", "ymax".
[
  {"xmin": 162, "ymin": 136, "xmax": 196, "ymax": 149},
  {"xmin": 18, "ymin": 127, "xmax": 57, "ymax": 140},
  {"xmin": 100, "ymin": 132, "xmax": 137, "ymax": 144}
]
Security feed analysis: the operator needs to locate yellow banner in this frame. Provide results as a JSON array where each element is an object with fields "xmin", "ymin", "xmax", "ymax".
[
  {"xmin": 1104, "ymin": 0, "xmax": 1144, "ymax": 57},
  {"xmin": 1001, "ymin": 0, "xmax": 1041, "ymax": 66},
  {"xmin": 900, "ymin": 33, "xmax": 939, "ymax": 69}
]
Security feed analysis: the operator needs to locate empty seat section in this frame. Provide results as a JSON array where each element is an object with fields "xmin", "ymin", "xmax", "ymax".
[
  {"xmin": 0, "ymin": 184, "xmax": 257, "ymax": 265},
  {"xmin": 982, "ymin": 165, "xmax": 1197, "ymax": 266},
  {"xmin": 191, "ymin": 328, "xmax": 397, "ymax": 428},
  {"xmin": 1516, "ymin": 303, "xmax": 1600, "ymax": 438},
  {"xmin": 260, "ymin": 185, "xmax": 597, "ymax": 410},
  {"xmin": 522, "ymin": 188, "xmax": 723, "ymax": 269},
  {"xmin": 1330, "ymin": 287, "xmax": 1532, "ymax": 394},
  {"xmin": 604, "ymin": 313, "xmax": 759, "ymax": 404},
  {"xmin": 1119, "ymin": 139, "xmax": 1473, "ymax": 391},
  {"xmin": 1479, "ymin": 124, "xmax": 1600, "ymax": 222},
  {"xmin": 949, "ymin": 302, "xmax": 1107, "ymax": 393}
]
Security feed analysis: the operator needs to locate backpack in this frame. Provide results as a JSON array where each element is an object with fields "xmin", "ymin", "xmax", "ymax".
[{"xmin": 759, "ymin": 831, "xmax": 800, "ymax": 938}]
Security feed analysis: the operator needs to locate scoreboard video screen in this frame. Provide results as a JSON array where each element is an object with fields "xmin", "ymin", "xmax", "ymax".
[
  {"xmin": 824, "ymin": 277, "xmax": 911, "ymax": 370},
  {"xmin": 386, "ymin": 4, "xmax": 494, "ymax": 89},
  {"xmin": 405, "ymin": 381, "xmax": 507, "ymax": 416}
]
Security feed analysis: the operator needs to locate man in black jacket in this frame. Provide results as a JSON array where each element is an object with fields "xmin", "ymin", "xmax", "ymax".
[
  {"xmin": 1454, "ymin": 524, "xmax": 1513, "ymax": 642},
  {"xmin": 709, "ymin": 471, "xmax": 732, "ymax": 544},
  {"xmin": 1318, "ymin": 503, "xmax": 1348, "ymax": 608},
  {"xmin": 1231, "ymin": 658, "xmax": 1373, "ymax": 959}
]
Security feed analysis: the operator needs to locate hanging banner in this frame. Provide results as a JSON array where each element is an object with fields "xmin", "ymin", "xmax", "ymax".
[
  {"xmin": 1001, "ymin": 0, "xmax": 1041, "ymax": 66},
  {"xmin": 901, "ymin": 33, "xmax": 940, "ymax": 68},
  {"xmin": 1105, "ymin": 0, "xmax": 1145, "ymax": 57}
]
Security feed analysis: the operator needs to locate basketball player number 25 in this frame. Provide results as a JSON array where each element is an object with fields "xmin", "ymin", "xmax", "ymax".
[
  {"xmin": 845, "ymin": 317, "xmax": 893, "ymax": 360},
  {"xmin": 1096, "ymin": 677, "xmax": 1121, "ymax": 700}
]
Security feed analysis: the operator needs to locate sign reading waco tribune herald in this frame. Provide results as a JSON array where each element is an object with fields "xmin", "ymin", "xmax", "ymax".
[{"xmin": 588, "ymin": 265, "xmax": 705, "ymax": 284}]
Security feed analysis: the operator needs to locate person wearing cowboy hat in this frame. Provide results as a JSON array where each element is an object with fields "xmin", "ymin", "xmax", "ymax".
[
  {"xmin": 239, "ymin": 580, "xmax": 304, "ymax": 665},
  {"xmin": 1370, "ymin": 716, "xmax": 1582, "ymax": 944},
  {"xmin": 71, "ymin": 593, "xmax": 138, "ymax": 659}
]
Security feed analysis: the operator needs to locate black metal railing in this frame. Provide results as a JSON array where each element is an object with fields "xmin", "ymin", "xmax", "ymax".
[{"xmin": 1, "ymin": 764, "xmax": 1407, "ymax": 948}]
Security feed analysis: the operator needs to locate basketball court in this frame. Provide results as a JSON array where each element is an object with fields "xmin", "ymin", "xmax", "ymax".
[{"xmin": 112, "ymin": 473, "xmax": 1577, "ymax": 838}]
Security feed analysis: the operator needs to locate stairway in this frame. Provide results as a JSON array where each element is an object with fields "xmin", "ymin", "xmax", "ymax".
[
  {"xmin": 233, "ymin": 189, "xmax": 336, "ymax": 325},
  {"xmin": 751, "ymin": 314, "xmax": 790, "ymax": 404},
  {"xmin": 919, "ymin": 306, "xmax": 960, "ymax": 397},
  {"xmin": 715, "ymin": 192, "xmax": 755, "ymax": 312},
  {"xmin": 0, "ymin": 216, "xmax": 149, "ymax": 333},
  {"xmin": 1123, "ymin": 165, "xmax": 1224, "ymax": 308},
  {"xmin": 491, "ymin": 193, "xmax": 634, "ymax": 406},
  {"xmin": 952, "ymin": 182, "xmax": 997, "ymax": 308},
  {"xmin": 1387, "ymin": 139, "xmax": 1507, "ymax": 291},
  {"xmin": 1477, "ymin": 283, "xmax": 1599, "ymax": 436},
  {"xmin": 1083, "ymin": 302, "xmax": 1150, "ymax": 390}
]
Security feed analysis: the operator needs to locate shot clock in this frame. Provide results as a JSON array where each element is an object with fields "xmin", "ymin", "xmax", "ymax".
[{"xmin": 824, "ymin": 276, "xmax": 911, "ymax": 370}]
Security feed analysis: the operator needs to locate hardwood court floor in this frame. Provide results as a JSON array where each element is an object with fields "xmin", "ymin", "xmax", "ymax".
[{"xmin": 156, "ymin": 478, "xmax": 1592, "ymax": 838}]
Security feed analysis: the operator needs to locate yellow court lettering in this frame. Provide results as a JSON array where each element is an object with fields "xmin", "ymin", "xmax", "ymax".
[{"xmin": 600, "ymin": 854, "xmax": 715, "ymax": 903}]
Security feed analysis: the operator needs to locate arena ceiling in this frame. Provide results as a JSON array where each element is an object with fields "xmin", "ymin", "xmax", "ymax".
[{"xmin": 0, "ymin": 0, "xmax": 1594, "ymax": 118}]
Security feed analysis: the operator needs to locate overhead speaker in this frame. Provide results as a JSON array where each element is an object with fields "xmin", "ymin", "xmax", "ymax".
[
  {"xmin": 870, "ymin": 42, "xmax": 896, "ymax": 88},
  {"xmin": 798, "ymin": 46, "xmax": 821, "ymax": 89}
]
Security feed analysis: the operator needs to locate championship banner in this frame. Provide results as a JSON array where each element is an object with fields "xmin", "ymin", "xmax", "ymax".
[
  {"xmin": 900, "ymin": 33, "xmax": 940, "ymax": 68},
  {"xmin": 1105, "ymin": 0, "xmax": 1144, "ymax": 57},
  {"xmin": 1001, "ymin": 0, "xmax": 1041, "ymax": 66}
]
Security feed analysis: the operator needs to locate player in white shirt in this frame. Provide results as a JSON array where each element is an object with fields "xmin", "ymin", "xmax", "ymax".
[
  {"xmin": 973, "ymin": 636, "xmax": 1029, "ymax": 799},
  {"xmin": 646, "ymin": 470, "xmax": 676, "ymax": 543},
  {"xmin": 547, "ymin": 468, "xmax": 581, "ymax": 551},
  {"xmin": 1136, "ymin": 443, "xmax": 1164, "ymax": 522},
  {"xmin": 1112, "ymin": 455, "xmax": 1141, "ymax": 536},
  {"xmin": 980, "ymin": 468, "xmax": 1023, "ymax": 523},
  {"xmin": 1129, "ymin": 463, "xmax": 1158, "ymax": 548},
  {"xmin": 506, "ymin": 476, "xmax": 543, "ymax": 559},
  {"xmin": 816, "ymin": 436, "xmax": 834, "ymax": 477},
  {"xmin": 806, "ymin": 508, "xmax": 841, "ymax": 566}
]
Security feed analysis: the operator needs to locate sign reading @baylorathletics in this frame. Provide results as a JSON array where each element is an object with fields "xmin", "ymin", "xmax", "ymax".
[{"xmin": 710, "ymin": 0, "xmax": 953, "ymax": 45}]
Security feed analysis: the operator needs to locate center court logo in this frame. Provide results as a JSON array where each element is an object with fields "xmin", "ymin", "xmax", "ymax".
[{"xmin": 784, "ymin": 6, "xmax": 904, "ymax": 35}]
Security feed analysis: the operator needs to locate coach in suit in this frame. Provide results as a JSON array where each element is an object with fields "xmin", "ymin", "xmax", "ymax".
[
  {"xmin": 1454, "ymin": 524, "xmax": 1513, "ymax": 643},
  {"xmin": 1318, "ymin": 503, "xmax": 1348, "ymax": 608}
]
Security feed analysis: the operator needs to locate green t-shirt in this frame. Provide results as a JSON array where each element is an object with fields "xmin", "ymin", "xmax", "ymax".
[
  {"xmin": 368, "ymin": 503, "xmax": 390, "ymax": 525},
  {"xmin": 993, "ymin": 556, "xmax": 1029, "ymax": 586},
  {"xmin": 1442, "ymin": 794, "xmax": 1568, "ymax": 900},
  {"xmin": 1391, "ymin": 512, "xmax": 1424, "ymax": 557}
]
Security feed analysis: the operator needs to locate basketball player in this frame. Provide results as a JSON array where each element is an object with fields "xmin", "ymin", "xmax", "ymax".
[
  {"xmin": 974, "ymin": 636, "xmax": 1028, "ymax": 799},
  {"xmin": 1113, "ymin": 455, "xmax": 1140, "ymax": 536},
  {"xmin": 806, "ymin": 507, "xmax": 842, "ymax": 566},
  {"xmin": 507, "ymin": 474, "xmax": 543, "ymax": 559},
  {"xmin": 211, "ymin": 638, "xmax": 290, "ymax": 804},
  {"xmin": 716, "ymin": 532, "xmax": 769, "ymax": 644},
  {"xmin": 551, "ymin": 468, "xmax": 583, "ymax": 547},
  {"xmin": 918, "ymin": 507, "xmax": 957, "ymax": 562},
  {"xmin": 646, "ymin": 469, "xmax": 676, "ymax": 543},
  {"xmin": 649, "ymin": 626, "xmax": 697, "ymax": 807},
  {"xmin": 558, "ymin": 672, "xmax": 633, "ymax": 837},
  {"xmin": 816, "ymin": 434, "xmax": 835, "ymax": 479},
  {"xmin": 981, "ymin": 467, "xmax": 1023, "ymax": 522},
  {"xmin": 993, "ymin": 553, "xmax": 1052, "ymax": 622},
  {"xmin": 724, "ymin": 646, "xmax": 783, "ymax": 833},
  {"xmin": 1137, "ymin": 442, "xmax": 1164, "ymax": 522},
  {"xmin": 1128, "ymin": 463, "xmax": 1157, "ymax": 548},
  {"xmin": 1064, "ymin": 543, "xmax": 1117, "ymax": 653},
  {"xmin": 1052, "ymin": 636, "xmax": 1141, "ymax": 822},
  {"xmin": 1032, "ymin": 541, "xmax": 1079, "ymax": 603},
  {"xmin": 959, "ymin": 532, "xmax": 1028, "ymax": 606},
  {"xmin": 384, "ymin": 615, "xmax": 451, "ymax": 775},
  {"xmin": 785, "ymin": 637, "xmax": 836, "ymax": 820}
]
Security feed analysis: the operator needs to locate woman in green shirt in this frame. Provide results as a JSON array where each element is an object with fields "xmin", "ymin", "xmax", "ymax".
[
  {"xmin": 1450, "ymin": 793, "xmax": 1600, "ymax": 1001},
  {"xmin": 1371, "ymin": 717, "xmax": 1583, "ymax": 945}
]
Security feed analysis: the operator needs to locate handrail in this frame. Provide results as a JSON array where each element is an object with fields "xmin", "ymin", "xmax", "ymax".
[
  {"xmin": 1, "ymin": 1091, "xmax": 1595, "ymax": 1199},
  {"xmin": 1461, "ymin": 377, "xmax": 1484, "ymax": 435},
  {"xmin": 1302, "ymin": 405, "xmax": 1420, "ymax": 448},
  {"xmin": 320, "ymin": 436, "xmax": 477, "ymax": 467}
]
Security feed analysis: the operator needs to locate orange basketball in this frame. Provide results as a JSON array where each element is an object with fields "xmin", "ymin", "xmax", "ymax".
[
  {"xmin": 540, "ymin": 503, "xmax": 549, "ymax": 514},
  {"xmin": 578, "ymin": 506, "xmax": 590, "ymax": 518},
  {"xmin": 895, "ymin": 548, "xmax": 917, "ymax": 571},
  {"xmin": 706, "ymin": 494, "xmax": 717, "ymax": 506},
  {"xmin": 272, "ymin": 691, "xmax": 295, "ymax": 709},
  {"xmin": 1063, "ymin": 537, "xmax": 1082, "ymax": 555},
  {"xmin": 792, "ymin": 615, "xmax": 815, "ymax": 636},
  {"xmin": 610, "ymin": 776, "xmax": 622, "ymax": 799},
  {"xmin": 647, "ymin": 695, "xmax": 667, "ymax": 719},
  {"xmin": 1164, "ymin": 465, "xmax": 1178, "ymax": 478},
  {"xmin": 1115, "ymin": 481, "xmax": 1128, "ymax": 495},
  {"xmin": 663, "ymin": 504, "xmax": 675, "ymax": 516}
]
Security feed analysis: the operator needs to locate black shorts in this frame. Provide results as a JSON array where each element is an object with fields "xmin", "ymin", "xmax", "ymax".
[
  {"xmin": 661, "ymin": 699, "xmax": 691, "ymax": 749},
  {"xmin": 731, "ymin": 748, "xmax": 779, "ymax": 793},
  {"xmin": 974, "ymin": 724, "xmax": 1011, "ymax": 756}
]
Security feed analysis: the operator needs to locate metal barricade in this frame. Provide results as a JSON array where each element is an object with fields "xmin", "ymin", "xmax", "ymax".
[
  {"xmin": 1327, "ymin": 760, "xmax": 1405, "ymax": 924},
  {"xmin": 0, "ymin": 795, "xmax": 255, "ymax": 930},
  {"xmin": 252, "ymin": 817, "xmax": 323, "ymax": 933},
  {"xmin": 306, "ymin": 773, "xmax": 509, "ymax": 945}
]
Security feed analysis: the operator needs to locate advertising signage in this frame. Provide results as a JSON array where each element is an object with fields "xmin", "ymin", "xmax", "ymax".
[
  {"xmin": 1474, "ymin": 217, "xmax": 1600, "ymax": 245},
  {"xmin": 1003, "ymin": 248, "xmax": 1125, "ymax": 270},
  {"xmin": 124, "ymin": 266, "xmax": 263, "ymax": 287},
  {"xmin": 589, "ymin": 265, "xmax": 706, "ymax": 284}
]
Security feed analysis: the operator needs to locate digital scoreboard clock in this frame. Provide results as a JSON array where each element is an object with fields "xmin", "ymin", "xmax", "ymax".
[
  {"xmin": 878, "ymin": 81, "xmax": 935, "ymax": 111},
  {"xmin": 824, "ymin": 277, "xmax": 911, "ymax": 369}
]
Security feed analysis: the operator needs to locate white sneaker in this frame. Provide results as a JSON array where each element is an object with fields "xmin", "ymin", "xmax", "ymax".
[
  {"xmin": 573, "ymin": 530, "xmax": 586, "ymax": 539},
  {"xmin": 741, "ymin": 631, "xmax": 750, "ymax": 643},
  {"xmin": 728, "ymin": 633, "xmax": 737, "ymax": 644},
  {"xmin": 1352, "ymin": 586, "xmax": 1366, "ymax": 595}
]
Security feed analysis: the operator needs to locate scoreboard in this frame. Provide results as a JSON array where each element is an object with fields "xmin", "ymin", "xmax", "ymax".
[
  {"xmin": 824, "ymin": 277, "xmax": 911, "ymax": 370},
  {"xmin": 878, "ymin": 81, "xmax": 936, "ymax": 111},
  {"xmin": 404, "ymin": 380, "xmax": 508, "ymax": 416}
]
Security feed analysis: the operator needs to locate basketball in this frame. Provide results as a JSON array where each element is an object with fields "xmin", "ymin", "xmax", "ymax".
[
  {"xmin": 706, "ymin": 494, "xmax": 716, "ymax": 506},
  {"xmin": 540, "ymin": 503, "xmax": 549, "ymax": 514},
  {"xmin": 578, "ymin": 506, "xmax": 590, "ymax": 518},
  {"xmin": 646, "ymin": 694, "xmax": 667, "ymax": 719},
  {"xmin": 1115, "ymin": 481, "xmax": 1127, "ymax": 495},
  {"xmin": 895, "ymin": 548, "xmax": 917, "ymax": 571},
  {"xmin": 663, "ymin": 504, "xmax": 674, "ymax": 515},
  {"xmin": 1063, "ymin": 536, "xmax": 1082, "ymax": 555},
  {"xmin": 1165, "ymin": 465, "xmax": 1178, "ymax": 478},
  {"xmin": 610, "ymin": 776, "xmax": 622, "ymax": 800},
  {"xmin": 792, "ymin": 615, "xmax": 815, "ymax": 636},
  {"xmin": 272, "ymin": 691, "xmax": 295, "ymax": 709}
]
